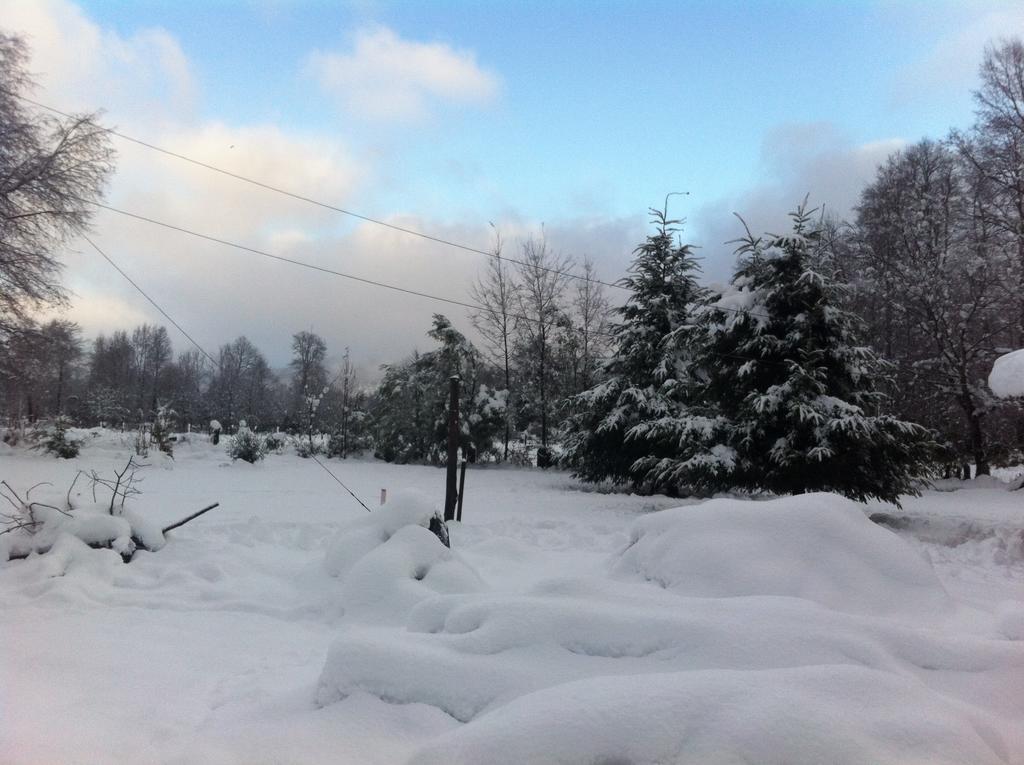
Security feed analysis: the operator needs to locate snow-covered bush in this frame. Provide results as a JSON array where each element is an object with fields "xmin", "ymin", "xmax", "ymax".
[
  {"xmin": 150, "ymin": 404, "xmax": 175, "ymax": 457},
  {"xmin": 133, "ymin": 426, "xmax": 149, "ymax": 458},
  {"xmin": 228, "ymin": 428, "xmax": 267, "ymax": 463},
  {"xmin": 264, "ymin": 431, "xmax": 287, "ymax": 452},
  {"xmin": 36, "ymin": 415, "xmax": 80, "ymax": 459},
  {"xmin": 1, "ymin": 466, "xmax": 163, "ymax": 563},
  {"xmin": 294, "ymin": 433, "xmax": 326, "ymax": 458}
]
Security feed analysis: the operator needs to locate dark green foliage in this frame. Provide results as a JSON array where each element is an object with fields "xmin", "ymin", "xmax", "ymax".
[
  {"xmin": 636, "ymin": 203, "xmax": 934, "ymax": 505},
  {"xmin": 228, "ymin": 428, "xmax": 267, "ymax": 463},
  {"xmin": 373, "ymin": 315, "xmax": 506, "ymax": 464},
  {"xmin": 38, "ymin": 415, "xmax": 80, "ymax": 459},
  {"xmin": 561, "ymin": 208, "xmax": 705, "ymax": 489}
]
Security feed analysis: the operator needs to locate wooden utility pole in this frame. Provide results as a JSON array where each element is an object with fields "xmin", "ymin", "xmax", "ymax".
[{"xmin": 444, "ymin": 376, "xmax": 460, "ymax": 521}]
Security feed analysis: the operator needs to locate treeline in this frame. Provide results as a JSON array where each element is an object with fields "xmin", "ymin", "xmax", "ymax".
[{"xmin": 0, "ymin": 232, "xmax": 614, "ymax": 467}]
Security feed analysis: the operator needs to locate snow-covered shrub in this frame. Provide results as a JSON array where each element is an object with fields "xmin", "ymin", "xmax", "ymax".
[
  {"xmin": 1, "ymin": 426, "xmax": 22, "ymax": 447},
  {"xmin": 36, "ymin": 416, "xmax": 80, "ymax": 459},
  {"xmin": 150, "ymin": 404, "xmax": 175, "ymax": 457},
  {"xmin": 228, "ymin": 428, "xmax": 267, "ymax": 463},
  {"xmin": 294, "ymin": 435, "xmax": 325, "ymax": 458},
  {"xmin": 1, "ymin": 469, "xmax": 163, "ymax": 563},
  {"xmin": 133, "ymin": 425, "xmax": 149, "ymax": 458},
  {"xmin": 264, "ymin": 431, "xmax": 287, "ymax": 452}
]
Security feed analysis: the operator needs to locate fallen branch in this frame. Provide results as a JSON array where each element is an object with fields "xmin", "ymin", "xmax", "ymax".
[{"xmin": 162, "ymin": 503, "xmax": 220, "ymax": 535}]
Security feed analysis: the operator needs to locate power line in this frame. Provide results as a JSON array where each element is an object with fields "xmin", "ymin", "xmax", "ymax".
[
  {"xmin": 81, "ymin": 234, "xmax": 220, "ymax": 368},
  {"xmin": 81, "ymin": 233, "xmax": 373, "ymax": 513},
  {"xmin": 13, "ymin": 92, "xmax": 625, "ymax": 292},
  {"xmin": 82, "ymin": 197, "xmax": 773, "ymax": 332},
  {"xmin": 85, "ymin": 198, "xmax": 509, "ymax": 317}
]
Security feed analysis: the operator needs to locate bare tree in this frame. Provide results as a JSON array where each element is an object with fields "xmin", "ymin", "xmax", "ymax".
[
  {"xmin": 853, "ymin": 140, "xmax": 1014, "ymax": 474},
  {"xmin": 572, "ymin": 257, "xmax": 612, "ymax": 392},
  {"xmin": 955, "ymin": 38, "xmax": 1024, "ymax": 345},
  {"xmin": 515, "ymin": 233, "xmax": 573, "ymax": 458},
  {"xmin": 0, "ymin": 33, "xmax": 114, "ymax": 334},
  {"xmin": 469, "ymin": 229, "xmax": 520, "ymax": 460}
]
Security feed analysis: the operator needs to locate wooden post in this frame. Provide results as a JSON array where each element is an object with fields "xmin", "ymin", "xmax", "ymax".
[
  {"xmin": 444, "ymin": 376, "xmax": 460, "ymax": 522},
  {"xmin": 456, "ymin": 459, "xmax": 467, "ymax": 522}
]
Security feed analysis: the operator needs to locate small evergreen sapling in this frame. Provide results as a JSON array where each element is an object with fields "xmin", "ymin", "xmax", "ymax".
[
  {"xmin": 37, "ymin": 415, "xmax": 80, "ymax": 458},
  {"xmin": 228, "ymin": 421, "xmax": 267, "ymax": 463},
  {"xmin": 150, "ymin": 403, "xmax": 175, "ymax": 458}
]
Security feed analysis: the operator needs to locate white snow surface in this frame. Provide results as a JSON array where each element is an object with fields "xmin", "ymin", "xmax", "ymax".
[
  {"xmin": 2, "ymin": 430, "xmax": 1023, "ymax": 764},
  {"xmin": 989, "ymin": 348, "xmax": 1024, "ymax": 398}
]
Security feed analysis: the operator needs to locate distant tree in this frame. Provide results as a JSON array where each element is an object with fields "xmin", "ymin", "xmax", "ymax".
[
  {"xmin": 38, "ymin": 319, "xmax": 83, "ymax": 415},
  {"xmin": 469, "ymin": 229, "xmax": 520, "ymax": 460},
  {"xmin": 515, "ymin": 234, "xmax": 573, "ymax": 462},
  {"xmin": 373, "ymin": 315, "xmax": 504, "ymax": 464},
  {"xmin": 571, "ymin": 256, "xmax": 612, "ymax": 393},
  {"xmin": 955, "ymin": 38, "xmax": 1024, "ymax": 346},
  {"xmin": 130, "ymin": 324, "xmax": 172, "ymax": 416},
  {"xmin": 289, "ymin": 330, "xmax": 328, "ymax": 429},
  {"xmin": 87, "ymin": 331, "xmax": 134, "ymax": 423},
  {"xmin": 853, "ymin": 140, "xmax": 1013, "ymax": 473},
  {"xmin": 209, "ymin": 336, "xmax": 274, "ymax": 430},
  {"xmin": 0, "ymin": 33, "xmax": 114, "ymax": 335}
]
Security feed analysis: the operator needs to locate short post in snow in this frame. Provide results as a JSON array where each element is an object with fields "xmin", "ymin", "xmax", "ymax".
[
  {"xmin": 380, "ymin": 488, "xmax": 387, "ymax": 506},
  {"xmin": 457, "ymin": 457, "xmax": 467, "ymax": 522},
  {"xmin": 444, "ymin": 375, "xmax": 460, "ymax": 522}
]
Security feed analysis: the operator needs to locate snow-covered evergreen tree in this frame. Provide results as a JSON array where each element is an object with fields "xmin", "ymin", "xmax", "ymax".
[
  {"xmin": 640, "ymin": 203, "xmax": 933, "ymax": 504},
  {"xmin": 562, "ymin": 208, "xmax": 705, "ymax": 488},
  {"xmin": 373, "ymin": 315, "xmax": 506, "ymax": 464}
]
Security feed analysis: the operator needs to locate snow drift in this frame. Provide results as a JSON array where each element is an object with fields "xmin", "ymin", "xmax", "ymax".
[
  {"xmin": 410, "ymin": 665, "xmax": 1009, "ymax": 765},
  {"xmin": 613, "ymin": 492, "xmax": 953, "ymax": 618},
  {"xmin": 317, "ymin": 492, "xmax": 1024, "ymax": 763}
]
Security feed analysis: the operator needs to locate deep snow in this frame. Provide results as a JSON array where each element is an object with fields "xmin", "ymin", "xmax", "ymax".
[{"xmin": 1, "ymin": 430, "xmax": 1023, "ymax": 764}]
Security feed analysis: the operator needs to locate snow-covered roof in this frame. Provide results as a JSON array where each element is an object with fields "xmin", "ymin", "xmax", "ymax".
[{"xmin": 988, "ymin": 349, "xmax": 1024, "ymax": 399}]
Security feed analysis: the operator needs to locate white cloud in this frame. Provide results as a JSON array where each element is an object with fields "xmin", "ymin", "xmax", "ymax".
[
  {"xmin": 892, "ymin": 2, "xmax": 1024, "ymax": 104},
  {"xmin": 691, "ymin": 122, "xmax": 904, "ymax": 281},
  {"xmin": 306, "ymin": 25, "xmax": 500, "ymax": 121},
  {"xmin": 5, "ymin": 0, "xmax": 196, "ymax": 122}
]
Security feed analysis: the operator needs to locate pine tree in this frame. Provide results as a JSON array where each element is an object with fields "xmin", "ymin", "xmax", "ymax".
[
  {"xmin": 648, "ymin": 202, "xmax": 933, "ymax": 505},
  {"xmin": 562, "ymin": 207, "xmax": 705, "ymax": 489}
]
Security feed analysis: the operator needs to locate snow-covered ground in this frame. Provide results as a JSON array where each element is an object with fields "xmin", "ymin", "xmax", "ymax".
[{"xmin": 1, "ymin": 431, "xmax": 1022, "ymax": 764}]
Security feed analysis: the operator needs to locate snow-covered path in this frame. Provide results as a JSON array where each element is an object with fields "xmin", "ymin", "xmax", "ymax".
[{"xmin": 2, "ymin": 435, "xmax": 1022, "ymax": 763}]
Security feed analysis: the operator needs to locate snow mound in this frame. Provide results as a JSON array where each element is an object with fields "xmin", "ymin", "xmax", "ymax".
[
  {"xmin": 989, "ymin": 348, "xmax": 1024, "ymax": 398},
  {"xmin": 409, "ymin": 665, "xmax": 1008, "ymax": 765},
  {"xmin": 316, "ymin": 492, "xmax": 1022, "ymax": 763},
  {"xmin": 323, "ymin": 490, "xmax": 483, "ymax": 624},
  {"xmin": 614, "ymin": 492, "xmax": 951, "ymax": 617}
]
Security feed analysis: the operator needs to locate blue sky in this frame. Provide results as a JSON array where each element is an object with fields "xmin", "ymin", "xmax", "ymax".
[
  {"xmin": 8, "ymin": 0, "xmax": 1023, "ymax": 366},
  {"xmin": 77, "ymin": 0, "xmax": 984, "ymax": 220}
]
